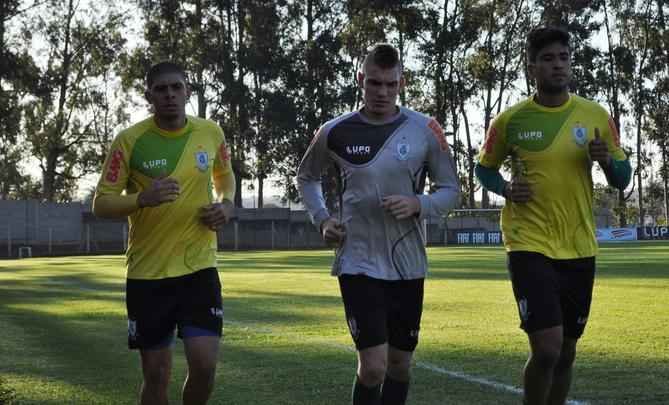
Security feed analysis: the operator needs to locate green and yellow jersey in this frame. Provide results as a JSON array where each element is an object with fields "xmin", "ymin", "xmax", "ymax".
[
  {"xmin": 93, "ymin": 115, "xmax": 236, "ymax": 280},
  {"xmin": 478, "ymin": 94, "xmax": 627, "ymax": 259}
]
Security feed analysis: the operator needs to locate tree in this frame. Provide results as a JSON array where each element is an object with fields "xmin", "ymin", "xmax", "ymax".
[
  {"xmin": 273, "ymin": 0, "xmax": 353, "ymax": 209},
  {"xmin": 22, "ymin": 0, "xmax": 127, "ymax": 201},
  {"xmin": 0, "ymin": 0, "xmax": 41, "ymax": 199},
  {"xmin": 471, "ymin": 0, "xmax": 529, "ymax": 208}
]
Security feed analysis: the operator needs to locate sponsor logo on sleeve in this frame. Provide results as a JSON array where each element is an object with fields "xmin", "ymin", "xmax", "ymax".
[
  {"xmin": 219, "ymin": 143, "xmax": 230, "ymax": 161},
  {"xmin": 608, "ymin": 116, "xmax": 621, "ymax": 147},
  {"xmin": 105, "ymin": 149, "xmax": 124, "ymax": 183},
  {"xmin": 309, "ymin": 126, "xmax": 324, "ymax": 148},
  {"xmin": 483, "ymin": 127, "xmax": 498, "ymax": 154},
  {"xmin": 428, "ymin": 118, "xmax": 449, "ymax": 152}
]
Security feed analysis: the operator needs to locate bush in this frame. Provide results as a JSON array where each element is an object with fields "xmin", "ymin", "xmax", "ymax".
[{"xmin": 0, "ymin": 376, "xmax": 17, "ymax": 405}]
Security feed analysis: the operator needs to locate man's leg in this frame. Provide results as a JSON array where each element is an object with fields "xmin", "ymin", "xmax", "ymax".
[
  {"xmin": 182, "ymin": 335, "xmax": 220, "ymax": 405},
  {"xmin": 547, "ymin": 338, "xmax": 577, "ymax": 405},
  {"xmin": 381, "ymin": 346, "xmax": 413, "ymax": 405},
  {"xmin": 139, "ymin": 346, "xmax": 173, "ymax": 405},
  {"xmin": 546, "ymin": 256, "xmax": 594, "ymax": 404},
  {"xmin": 339, "ymin": 275, "xmax": 389, "ymax": 405},
  {"xmin": 524, "ymin": 326, "xmax": 563, "ymax": 405},
  {"xmin": 354, "ymin": 343, "xmax": 387, "ymax": 405}
]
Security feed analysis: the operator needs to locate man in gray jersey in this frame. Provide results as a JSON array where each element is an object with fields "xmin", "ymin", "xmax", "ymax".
[{"xmin": 297, "ymin": 43, "xmax": 460, "ymax": 405}]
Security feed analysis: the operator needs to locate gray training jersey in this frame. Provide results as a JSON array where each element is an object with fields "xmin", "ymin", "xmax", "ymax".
[{"xmin": 297, "ymin": 106, "xmax": 460, "ymax": 280}]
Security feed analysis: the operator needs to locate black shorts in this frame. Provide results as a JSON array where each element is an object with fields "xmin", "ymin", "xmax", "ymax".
[
  {"xmin": 338, "ymin": 274, "xmax": 424, "ymax": 352},
  {"xmin": 507, "ymin": 251, "xmax": 595, "ymax": 339},
  {"xmin": 126, "ymin": 268, "xmax": 223, "ymax": 350}
]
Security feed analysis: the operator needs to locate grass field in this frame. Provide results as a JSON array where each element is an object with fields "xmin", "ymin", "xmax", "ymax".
[{"xmin": 0, "ymin": 242, "xmax": 667, "ymax": 404}]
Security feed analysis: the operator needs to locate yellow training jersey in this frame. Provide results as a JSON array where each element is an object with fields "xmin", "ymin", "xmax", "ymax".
[
  {"xmin": 478, "ymin": 94, "xmax": 626, "ymax": 259},
  {"xmin": 93, "ymin": 115, "xmax": 236, "ymax": 280}
]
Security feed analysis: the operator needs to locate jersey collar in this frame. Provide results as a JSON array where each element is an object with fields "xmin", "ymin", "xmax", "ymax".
[
  {"xmin": 152, "ymin": 116, "xmax": 193, "ymax": 138},
  {"xmin": 530, "ymin": 93, "xmax": 573, "ymax": 112}
]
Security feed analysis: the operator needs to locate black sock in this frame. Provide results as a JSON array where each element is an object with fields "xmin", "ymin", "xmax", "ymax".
[
  {"xmin": 352, "ymin": 375, "xmax": 381, "ymax": 405},
  {"xmin": 380, "ymin": 375, "xmax": 410, "ymax": 405}
]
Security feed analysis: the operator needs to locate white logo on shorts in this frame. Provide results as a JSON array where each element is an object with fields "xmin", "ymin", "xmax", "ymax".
[
  {"xmin": 577, "ymin": 316, "xmax": 589, "ymax": 325},
  {"xmin": 210, "ymin": 307, "xmax": 224, "ymax": 319},
  {"xmin": 128, "ymin": 319, "xmax": 137, "ymax": 339},
  {"xmin": 518, "ymin": 298, "xmax": 531, "ymax": 321},
  {"xmin": 347, "ymin": 317, "xmax": 359, "ymax": 340}
]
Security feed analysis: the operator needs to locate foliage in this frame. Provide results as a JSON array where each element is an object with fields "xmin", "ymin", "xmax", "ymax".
[
  {"xmin": 1, "ymin": 0, "xmax": 666, "ymax": 218},
  {"xmin": 0, "ymin": 375, "xmax": 17, "ymax": 405}
]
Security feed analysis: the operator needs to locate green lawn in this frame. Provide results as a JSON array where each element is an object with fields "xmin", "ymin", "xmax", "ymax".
[{"xmin": 0, "ymin": 243, "xmax": 667, "ymax": 404}]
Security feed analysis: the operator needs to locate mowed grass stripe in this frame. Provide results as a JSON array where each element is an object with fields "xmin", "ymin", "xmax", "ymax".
[{"xmin": 0, "ymin": 243, "xmax": 667, "ymax": 404}]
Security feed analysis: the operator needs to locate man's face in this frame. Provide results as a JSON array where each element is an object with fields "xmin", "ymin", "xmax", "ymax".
[
  {"xmin": 145, "ymin": 72, "xmax": 190, "ymax": 120},
  {"xmin": 358, "ymin": 63, "xmax": 403, "ymax": 120},
  {"xmin": 528, "ymin": 42, "xmax": 571, "ymax": 95}
]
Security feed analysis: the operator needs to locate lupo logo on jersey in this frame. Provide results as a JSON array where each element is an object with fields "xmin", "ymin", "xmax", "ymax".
[
  {"xmin": 105, "ymin": 149, "xmax": 124, "ymax": 183},
  {"xmin": 346, "ymin": 145, "xmax": 371, "ymax": 155}
]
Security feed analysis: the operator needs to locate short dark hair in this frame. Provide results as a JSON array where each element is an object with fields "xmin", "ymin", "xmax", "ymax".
[
  {"xmin": 362, "ymin": 43, "xmax": 401, "ymax": 72},
  {"xmin": 526, "ymin": 27, "xmax": 570, "ymax": 62},
  {"xmin": 146, "ymin": 62, "xmax": 187, "ymax": 88}
]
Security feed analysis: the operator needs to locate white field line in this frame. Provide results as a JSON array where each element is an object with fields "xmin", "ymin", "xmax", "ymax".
[{"xmin": 224, "ymin": 320, "xmax": 590, "ymax": 405}]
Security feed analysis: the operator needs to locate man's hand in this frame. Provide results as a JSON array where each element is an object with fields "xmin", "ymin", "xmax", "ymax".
[
  {"xmin": 199, "ymin": 200, "xmax": 234, "ymax": 231},
  {"xmin": 588, "ymin": 127, "xmax": 611, "ymax": 167},
  {"xmin": 321, "ymin": 217, "xmax": 346, "ymax": 247},
  {"xmin": 380, "ymin": 195, "xmax": 421, "ymax": 219},
  {"xmin": 138, "ymin": 175, "xmax": 180, "ymax": 208},
  {"xmin": 504, "ymin": 177, "xmax": 532, "ymax": 203}
]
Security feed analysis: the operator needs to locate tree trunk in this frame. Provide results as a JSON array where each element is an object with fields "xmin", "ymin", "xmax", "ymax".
[
  {"xmin": 195, "ymin": 0, "xmax": 206, "ymax": 118},
  {"xmin": 663, "ymin": 140, "xmax": 668, "ymax": 223},
  {"xmin": 257, "ymin": 175, "xmax": 264, "ymax": 208}
]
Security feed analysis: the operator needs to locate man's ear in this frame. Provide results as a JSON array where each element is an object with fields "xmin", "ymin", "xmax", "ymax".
[
  {"xmin": 186, "ymin": 85, "xmax": 192, "ymax": 99},
  {"xmin": 144, "ymin": 90, "xmax": 152, "ymax": 104},
  {"xmin": 399, "ymin": 75, "xmax": 406, "ymax": 89},
  {"xmin": 357, "ymin": 71, "xmax": 365, "ymax": 89}
]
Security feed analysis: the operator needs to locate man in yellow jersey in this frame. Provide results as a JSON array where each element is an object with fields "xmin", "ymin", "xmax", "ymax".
[
  {"xmin": 93, "ymin": 62, "xmax": 235, "ymax": 405},
  {"xmin": 475, "ymin": 27, "xmax": 631, "ymax": 405}
]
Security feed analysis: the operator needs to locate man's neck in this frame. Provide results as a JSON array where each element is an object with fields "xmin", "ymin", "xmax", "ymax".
[
  {"xmin": 534, "ymin": 91, "xmax": 569, "ymax": 108},
  {"xmin": 360, "ymin": 106, "xmax": 400, "ymax": 124},
  {"xmin": 154, "ymin": 115, "xmax": 187, "ymax": 131}
]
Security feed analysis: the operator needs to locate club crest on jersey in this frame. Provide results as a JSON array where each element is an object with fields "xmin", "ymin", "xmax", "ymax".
[
  {"xmin": 195, "ymin": 151, "xmax": 209, "ymax": 172},
  {"xmin": 572, "ymin": 124, "xmax": 587, "ymax": 147},
  {"xmin": 396, "ymin": 142, "xmax": 410, "ymax": 161}
]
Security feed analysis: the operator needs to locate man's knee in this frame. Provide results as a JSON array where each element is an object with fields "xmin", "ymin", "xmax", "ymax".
[
  {"xmin": 528, "ymin": 327, "xmax": 564, "ymax": 370},
  {"xmin": 386, "ymin": 354, "xmax": 412, "ymax": 381},
  {"xmin": 555, "ymin": 340, "xmax": 577, "ymax": 372},
  {"xmin": 188, "ymin": 360, "xmax": 217, "ymax": 384},
  {"xmin": 358, "ymin": 357, "xmax": 387, "ymax": 386},
  {"xmin": 143, "ymin": 362, "xmax": 171, "ymax": 389},
  {"xmin": 140, "ymin": 348, "xmax": 172, "ymax": 392}
]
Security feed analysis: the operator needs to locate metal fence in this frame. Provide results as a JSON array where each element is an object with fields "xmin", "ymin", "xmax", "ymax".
[{"xmin": 0, "ymin": 199, "xmax": 451, "ymax": 258}]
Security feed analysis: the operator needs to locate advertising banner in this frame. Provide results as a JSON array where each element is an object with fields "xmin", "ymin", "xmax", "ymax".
[
  {"xmin": 638, "ymin": 226, "xmax": 669, "ymax": 240},
  {"xmin": 447, "ymin": 231, "xmax": 503, "ymax": 245},
  {"xmin": 596, "ymin": 227, "xmax": 638, "ymax": 242}
]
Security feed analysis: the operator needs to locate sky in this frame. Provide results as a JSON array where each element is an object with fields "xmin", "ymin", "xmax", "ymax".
[{"xmin": 12, "ymin": 1, "xmax": 648, "ymax": 208}]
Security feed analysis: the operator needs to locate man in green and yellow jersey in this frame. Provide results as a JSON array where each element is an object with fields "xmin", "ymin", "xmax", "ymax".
[
  {"xmin": 475, "ymin": 27, "xmax": 631, "ymax": 405},
  {"xmin": 93, "ymin": 62, "xmax": 235, "ymax": 405}
]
